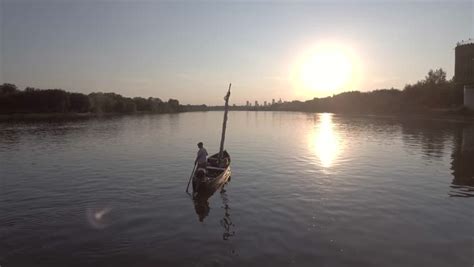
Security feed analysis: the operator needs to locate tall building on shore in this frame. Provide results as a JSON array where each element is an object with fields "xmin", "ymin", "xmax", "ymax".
[
  {"xmin": 455, "ymin": 39, "xmax": 474, "ymax": 109},
  {"xmin": 272, "ymin": 99, "xmax": 275, "ymax": 105}
]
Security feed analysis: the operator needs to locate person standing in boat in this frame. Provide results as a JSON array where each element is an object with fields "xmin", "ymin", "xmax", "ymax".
[{"xmin": 195, "ymin": 142, "xmax": 208, "ymax": 169}]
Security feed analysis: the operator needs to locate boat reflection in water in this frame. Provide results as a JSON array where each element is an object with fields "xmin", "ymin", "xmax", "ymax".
[
  {"xmin": 193, "ymin": 193, "xmax": 211, "ymax": 222},
  {"xmin": 451, "ymin": 125, "xmax": 474, "ymax": 197},
  {"xmin": 219, "ymin": 192, "xmax": 235, "ymax": 240},
  {"xmin": 192, "ymin": 189, "xmax": 235, "ymax": 240}
]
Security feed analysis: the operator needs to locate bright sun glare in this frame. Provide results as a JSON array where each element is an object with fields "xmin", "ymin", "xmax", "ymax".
[{"xmin": 293, "ymin": 43, "xmax": 359, "ymax": 96}]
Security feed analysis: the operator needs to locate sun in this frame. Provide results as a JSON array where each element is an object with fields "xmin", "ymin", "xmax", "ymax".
[
  {"xmin": 301, "ymin": 49, "xmax": 352, "ymax": 91},
  {"xmin": 292, "ymin": 43, "xmax": 359, "ymax": 96}
]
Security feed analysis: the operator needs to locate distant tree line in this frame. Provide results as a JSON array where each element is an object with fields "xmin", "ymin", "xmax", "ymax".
[
  {"xmin": 0, "ymin": 84, "xmax": 208, "ymax": 114},
  {"xmin": 1, "ymin": 68, "xmax": 466, "ymax": 116},
  {"xmin": 216, "ymin": 68, "xmax": 466, "ymax": 114},
  {"xmin": 290, "ymin": 68, "xmax": 462, "ymax": 114}
]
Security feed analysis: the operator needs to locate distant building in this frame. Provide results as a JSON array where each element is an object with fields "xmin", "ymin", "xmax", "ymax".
[
  {"xmin": 264, "ymin": 101, "xmax": 267, "ymax": 106},
  {"xmin": 246, "ymin": 101, "xmax": 250, "ymax": 106},
  {"xmin": 455, "ymin": 40, "xmax": 474, "ymax": 109},
  {"xmin": 255, "ymin": 100, "xmax": 259, "ymax": 107},
  {"xmin": 272, "ymin": 99, "xmax": 275, "ymax": 105},
  {"xmin": 278, "ymin": 98, "xmax": 282, "ymax": 104}
]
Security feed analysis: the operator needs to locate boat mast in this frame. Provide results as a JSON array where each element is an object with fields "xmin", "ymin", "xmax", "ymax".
[{"xmin": 218, "ymin": 83, "xmax": 231, "ymax": 164}]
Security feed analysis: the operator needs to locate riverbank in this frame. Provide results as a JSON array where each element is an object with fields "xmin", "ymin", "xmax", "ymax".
[
  {"xmin": 0, "ymin": 112, "xmax": 98, "ymax": 121},
  {"xmin": 327, "ymin": 108, "xmax": 474, "ymax": 123},
  {"xmin": 209, "ymin": 106, "xmax": 474, "ymax": 123},
  {"xmin": 0, "ymin": 111, "xmax": 177, "ymax": 121},
  {"xmin": 335, "ymin": 111, "xmax": 474, "ymax": 124},
  {"xmin": 1, "ymin": 109, "xmax": 474, "ymax": 124}
]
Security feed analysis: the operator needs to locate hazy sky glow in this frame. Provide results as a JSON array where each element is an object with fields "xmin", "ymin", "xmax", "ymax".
[{"xmin": 1, "ymin": 0, "xmax": 473, "ymax": 105}]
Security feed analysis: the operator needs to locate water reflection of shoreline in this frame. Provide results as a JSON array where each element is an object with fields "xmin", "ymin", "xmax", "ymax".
[
  {"xmin": 450, "ymin": 125, "xmax": 474, "ymax": 197},
  {"xmin": 397, "ymin": 119, "xmax": 474, "ymax": 197},
  {"xmin": 304, "ymin": 114, "xmax": 474, "ymax": 197},
  {"xmin": 401, "ymin": 119, "xmax": 452, "ymax": 161},
  {"xmin": 305, "ymin": 115, "xmax": 474, "ymax": 197},
  {"xmin": 376, "ymin": 118, "xmax": 474, "ymax": 197}
]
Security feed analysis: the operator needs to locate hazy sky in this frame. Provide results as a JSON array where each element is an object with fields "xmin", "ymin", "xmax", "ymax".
[{"xmin": 1, "ymin": 0, "xmax": 472, "ymax": 105}]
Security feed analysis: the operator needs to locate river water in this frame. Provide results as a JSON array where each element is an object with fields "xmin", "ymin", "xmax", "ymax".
[{"xmin": 1, "ymin": 111, "xmax": 473, "ymax": 266}]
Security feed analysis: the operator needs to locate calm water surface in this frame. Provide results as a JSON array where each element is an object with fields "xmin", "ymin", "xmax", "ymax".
[{"xmin": 1, "ymin": 112, "xmax": 473, "ymax": 266}]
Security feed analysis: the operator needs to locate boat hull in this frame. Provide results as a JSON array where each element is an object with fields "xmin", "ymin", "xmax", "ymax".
[{"xmin": 192, "ymin": 151, "xmax": 231, "ymax": 198}]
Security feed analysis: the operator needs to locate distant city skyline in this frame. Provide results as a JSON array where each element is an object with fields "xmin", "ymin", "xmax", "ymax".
[{"xmin": 1, "ymin": 1, "xmax": 473, "ymax": 105}]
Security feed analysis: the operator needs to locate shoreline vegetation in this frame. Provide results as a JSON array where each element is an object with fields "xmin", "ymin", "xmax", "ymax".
[
  {"xmin": 217, "ymin": 68, "xmax": 473, "ymax": 121},
  {"xmin": 1, "ymin": 68, "xmax": 473, "ymax": 121},
  {"xmin": 0, "ymin": 83, "xmax": 208, "ymax": 120}
]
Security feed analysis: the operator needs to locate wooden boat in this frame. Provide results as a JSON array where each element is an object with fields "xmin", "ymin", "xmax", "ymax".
[
  {"xmin": 192, "ymin": 150, "xmax": 231, "ymax": 198},
  {"xmin": 189, "ymin": 83, "xmax": 232, "ymax": 199}
]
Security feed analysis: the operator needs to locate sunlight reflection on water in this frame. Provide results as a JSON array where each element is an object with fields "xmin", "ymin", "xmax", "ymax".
[{"xmin": 309, "ymin": 113, "xmax": 343, "ymax": 169}]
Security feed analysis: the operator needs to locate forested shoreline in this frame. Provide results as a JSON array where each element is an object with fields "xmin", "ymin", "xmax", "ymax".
[
  {"xmin": 216, "ymin": 69, "xmax": 472, "ymax": 116},
  {"xmin": 1, "ymin": 68, "xmax": 471, "ymax": 119},
  {"xmin": 0, "ymin": 84, "xmax": 208, "ymax": 116}
]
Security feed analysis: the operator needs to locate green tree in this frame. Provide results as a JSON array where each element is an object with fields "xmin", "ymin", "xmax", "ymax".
[{"xmin": 425, "ymin": 69, "xmax": 447, "ymax": 85}]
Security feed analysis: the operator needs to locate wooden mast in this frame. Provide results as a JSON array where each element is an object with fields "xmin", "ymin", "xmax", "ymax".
[{"xmin": 218, "ymin": 83, "xmax": 231, "ymax": 164}]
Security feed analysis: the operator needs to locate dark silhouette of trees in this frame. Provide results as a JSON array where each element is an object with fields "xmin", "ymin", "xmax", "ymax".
[
  {"xmin": 167, "ymin": 99, "xmax": 180, "ymax": 112},
  {"xmin": 88, "ymin": 92, "xmax": 137, "ymax": 113},
  {"xmin": 180, "ymin": 104, "xmax": 208, "ymax": 112},
  {"xmin": 133, "ymin": 97, "xmax": 152, "ymax": 111},
  {"xmin": 0, "ymin": 68, "xmax": 463, "ymax": 116},
  {"xmin": 69, "ymin": 93, "xmax": 90, "ymax": 113},
  {"xmin": 231, "ymin": 68, "xmax": 461, "ymax": 115},
  {"xmin": 402, "ymin": 68, "xmax": 459, "ymax": 109},
  {"xmin": 0, "ymin": 84, "xmax": 187, "ymax": 115},
  {"xmin": 0, "ymin": 83, "xmax": 18, "ymax": 95},
  {"xmin": 0, "ymin": 87, "xmax": 70, "ymax": 113}
]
